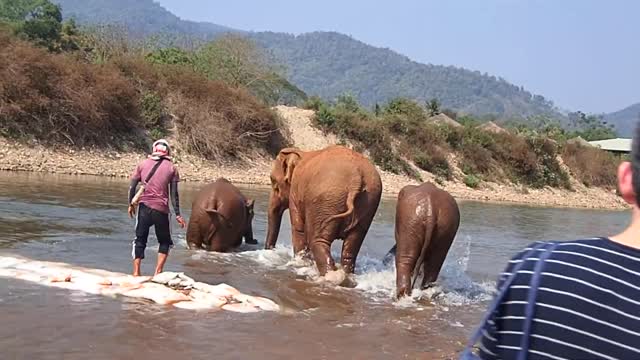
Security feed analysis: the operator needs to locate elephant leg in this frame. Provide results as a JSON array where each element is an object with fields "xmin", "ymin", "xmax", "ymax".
[
  {"xmin": 310, "ymin": 238, "xmax": 336, "ymax": 276},
  {"xmin": 341, "ymin": 196, "xmax": 378, "ymax": 274},
  {"xmin": 395, "ymin": 221, "xmax": 425, "ymax": 298},
  {"xmin": 421, "ymin": 230, "xmax": 456, "ymax": 288},
  {"xmin": 289, "ymin": 201, "xmax": 307, "ymax": 256},
  {"xmin": 340, "ymin": 230, "xmax": 365, "ymax": 274},
  {"xmin": 308, "ymin": 217, "xmax": 340, "ymax": 276}
]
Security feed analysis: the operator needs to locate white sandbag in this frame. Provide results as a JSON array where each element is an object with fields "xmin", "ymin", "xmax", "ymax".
[{"xmin": 0, "ymin": 255, "xmax": 280, "ymax": 313}]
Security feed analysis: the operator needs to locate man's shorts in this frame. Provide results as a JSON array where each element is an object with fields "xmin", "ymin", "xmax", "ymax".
[{"xmin": 132, "ymin": 203, "xmax": 173, "ymax": 259}]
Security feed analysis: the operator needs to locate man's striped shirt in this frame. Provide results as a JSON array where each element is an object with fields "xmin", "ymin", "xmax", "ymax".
[{"xmin": 478, "ymin": 238, "xmax": 640, "ymax": 360}]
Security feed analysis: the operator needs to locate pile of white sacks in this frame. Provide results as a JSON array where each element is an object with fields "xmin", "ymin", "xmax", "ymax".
[{"xmin": 0, "ymin": 255, "xmax": 280, "ymax": 313}]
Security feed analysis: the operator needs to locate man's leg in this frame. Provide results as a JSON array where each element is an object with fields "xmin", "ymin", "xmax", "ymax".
[
  {"xmin": 133, "ymin": 204, "xmax": 151, "ymax": 276},
  {"xmin": 153, "ymin": 209, "xmax": 173, "ymax": 275}
]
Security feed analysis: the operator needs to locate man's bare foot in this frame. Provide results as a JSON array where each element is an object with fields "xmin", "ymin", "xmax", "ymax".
[{"xmin": 154, "ymin": 253, "xmax": 168, "ymax": 276}]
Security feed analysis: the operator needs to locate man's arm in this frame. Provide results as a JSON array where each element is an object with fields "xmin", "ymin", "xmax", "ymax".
[
  {"xmin": 170, "ymin": 180, "xmax": 186, "ymax": 228},
  {"xmin": 169, "ymin": 180, "xmax": 180, "ymax": 216},
  {"xmin": 127, "ymin": 178, "xmax": 140, "ymax": 218},
  {"xmin": 128, "ymin": 178, "xmax": 140, "ymax": 205}
]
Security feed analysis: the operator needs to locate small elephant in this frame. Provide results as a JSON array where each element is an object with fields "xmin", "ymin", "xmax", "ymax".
[
  {"xmin": 385, "ymin": 182, "xmax": 460, "ymax": 298},
  {"xmin": 186, "ymin": 178, "xmax": 257, "ymax": 252},
  {"xmin": 265, "ymin": 145, "xmax": 382, "ymax": 275}
]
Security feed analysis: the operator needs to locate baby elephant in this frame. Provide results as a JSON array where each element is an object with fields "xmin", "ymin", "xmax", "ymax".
[
  {"xmin": 384, "ymin": 182, "xmax": 460, "ymax": 298},
  {"xmin": 186, "ymin": 178, "xmax": 257, "ymax": 252}
]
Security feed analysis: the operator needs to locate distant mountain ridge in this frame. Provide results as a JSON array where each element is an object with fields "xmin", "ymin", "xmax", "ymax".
[
  {"xmin": 250, "ymin": 31, "xmax": 562, "ymax": 119},
  {"xmin": 54, "ymin": 0, "xmax": 237, "ymax": 38},
  {"xmin": 53, "ymin": 0, "xmax": 564, "ymax": 120},
  {"xmin": 604, "ymin": 103, "xmax": 640, "ymax": 137}
]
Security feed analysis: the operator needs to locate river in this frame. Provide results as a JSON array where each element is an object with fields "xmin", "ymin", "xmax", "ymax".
[{"xmin": 0, "ymin": 172, "xmax": 630, "ymax": 359}]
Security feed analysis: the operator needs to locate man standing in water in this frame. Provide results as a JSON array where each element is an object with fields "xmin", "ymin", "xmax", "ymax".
[
  {"xmin": 128, "ymin": 139, "xmax": 186, "ymax": 276},
  {"xmin": 466, "ymin": 124, "xmax": 640, "ymax": 359}
]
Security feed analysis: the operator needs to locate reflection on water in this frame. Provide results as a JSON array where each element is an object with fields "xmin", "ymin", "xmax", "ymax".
[{"xmin": 0, "ymin": 171, "xmax": 630, "ymax": 359}]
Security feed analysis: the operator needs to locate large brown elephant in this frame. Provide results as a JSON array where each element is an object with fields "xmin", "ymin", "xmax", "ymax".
[
  {"xmin": 385, "ymin": 182, "xmax": 460, "ymax": 298},
  {"xmin": 265, "ymin": 145, "xmax": 382, "ymax": 275},
  {"xmin": 186, "ymin": 178, "xmax": 257, "ymax": 252}
]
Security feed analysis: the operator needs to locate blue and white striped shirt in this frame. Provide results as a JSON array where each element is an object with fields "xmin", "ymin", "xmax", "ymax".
[{"xmin": 478, "ymin": 238, "xmax": 640, "ymax": 360}]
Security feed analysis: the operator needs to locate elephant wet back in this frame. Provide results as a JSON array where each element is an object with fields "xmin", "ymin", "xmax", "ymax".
[
  {"xmin": 295, "ymin": 154, "xmax": 381, "ymax": 238},
  {"xmin": 393, "ymin": 183, "xmax": 460, "ymax": 297},
  {"xmin": 292, "ymin": 148, "xmax": 382, "ymax": 273},
  {"xmin": 186, "ymin": 179, "xmax": 254, "ymax": 252}
]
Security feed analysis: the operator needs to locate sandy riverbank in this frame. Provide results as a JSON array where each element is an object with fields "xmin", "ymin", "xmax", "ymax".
[{"xmin": 0, "ymin": 136, "xmax": 628, "ymax": 211}]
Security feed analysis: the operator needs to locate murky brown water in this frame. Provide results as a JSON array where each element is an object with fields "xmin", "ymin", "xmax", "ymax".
[{"xmin": 0, "ymin": 172, "xmax": 630, "ymax": 359}]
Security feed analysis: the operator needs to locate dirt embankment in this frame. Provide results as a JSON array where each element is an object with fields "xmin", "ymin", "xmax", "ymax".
[{"xmin": 0, "ymin": 105, "xmax": 629, "ymax": 210}]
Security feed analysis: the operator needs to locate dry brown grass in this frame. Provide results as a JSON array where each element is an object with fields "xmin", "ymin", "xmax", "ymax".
[
  {"xmin": 0, "ymin": 32, "xmax": 139, "ymax": 145},
  {"xmin": 0, "ymin": 31, "xmax": 287, "ymax": 160},
  {"xmin": 562, "ymin": 143, "xmax": 618, "ymax": 188}
]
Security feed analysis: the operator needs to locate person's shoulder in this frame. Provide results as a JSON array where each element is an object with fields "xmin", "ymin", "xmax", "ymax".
[
  {"xmin": 511, "ymin": 240, "xmax": 553, "ymax": 260},
  {"xmin": 138, "ymin": 157, "xmax": 153, "ymax": 166},
  {"xmin": 511, "ymin": 238, "xmax": 617, "ymax": 262},
  {"xmin": 169, "ymin": 160, "xmax": 179, "ymax": 172},
  {"xmin": 557, "ymin": 237, "xmax": 640, "ymax": 260}
]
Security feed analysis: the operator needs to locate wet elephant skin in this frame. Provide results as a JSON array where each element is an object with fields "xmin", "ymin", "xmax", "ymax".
[{"xmin": 264, "ymin": 145, "xmax": 383, "ymax": 275}]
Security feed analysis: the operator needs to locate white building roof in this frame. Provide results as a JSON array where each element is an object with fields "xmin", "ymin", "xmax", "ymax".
[{"xmin": 588, "ymin": 138, "xmax": 632, "ymax": 152}]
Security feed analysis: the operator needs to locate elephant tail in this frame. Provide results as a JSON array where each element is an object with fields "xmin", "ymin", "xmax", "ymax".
[
  {"xmin": 322, "ymin": 190, "xmax": 358, "ymax": 232},
  {"xmin": 411, "ymin": 220, "xmax": 436, "ymax": 290},
  {"xmin": 205, "ymin": 208, "xmax": 233, "ymax": 229}
]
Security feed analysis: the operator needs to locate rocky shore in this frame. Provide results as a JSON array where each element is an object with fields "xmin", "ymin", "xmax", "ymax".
[{"xmin": 0, "ymin": 136, "xmax": 628, "ymax": 210}]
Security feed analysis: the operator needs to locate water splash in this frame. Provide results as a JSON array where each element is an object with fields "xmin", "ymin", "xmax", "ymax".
[{"xmin": 185, "ymin": 235, "xmax": 495, "ymax": 307}]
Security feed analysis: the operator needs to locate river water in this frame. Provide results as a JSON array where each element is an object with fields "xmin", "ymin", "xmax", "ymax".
[{"xmin": 0, "ymin": 172, "xmax": 630, "ymax": 359}]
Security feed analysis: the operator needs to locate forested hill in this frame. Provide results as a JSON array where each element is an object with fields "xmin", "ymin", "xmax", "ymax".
[
  {"xmin": 53, "ymin": 0, "xmax": 563, "ymax": 120},
  {"xmin": 251, "ymin": 32, "xmax": 561, "ymax": 119},
  {"xmin": 604, "ymin": 103, "xmax": 640, "ymax": 137},
  {"xmin": 53, "ymin": 0, "xmax": 236, "ymax": 38}
]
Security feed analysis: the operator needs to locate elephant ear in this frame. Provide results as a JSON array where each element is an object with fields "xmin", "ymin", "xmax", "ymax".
[{"xmin": 278, "ymin": 148, "xmax": 302, "ymax": 184}]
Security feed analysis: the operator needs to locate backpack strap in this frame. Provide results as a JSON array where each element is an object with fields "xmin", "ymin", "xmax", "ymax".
[
  {"xmin": 143, "ymin": 158, "xmax": 164, "ymax": 184},
  {"xmin": 517, "ymin": 241, "xmax": 559, "ymax": 359}
]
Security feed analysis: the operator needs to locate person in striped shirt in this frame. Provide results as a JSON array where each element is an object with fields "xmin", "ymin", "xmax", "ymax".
[{"xmin": 472, "ymin": 126, "xmax": 640, "ymax": 360}]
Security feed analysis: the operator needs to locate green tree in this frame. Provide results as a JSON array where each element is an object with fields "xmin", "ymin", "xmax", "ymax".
[
  {"xmin": 335, "ymin": 93, "xmax": 360, "ymax": 113},
  {"xmin": 0, "ymin": 0, "xmax": 63, "ymax": 49},
  {"xmin": 569, "ymin": 111, "xmax": 616, "ymax": 141},
  {"xmin": 58, "ymin": 17, "xmax": 81, "ymax": 51},
  {"xmin": 427, "ymin": 98, "xmax": 441, "ymax": 116},
  {"xmin": 192, "ymin": 34, "xmax": 305, "ymax": 105},
  {"xmin": 146, "ymin": 47, "xmax": 193, "ymax": 65},
  {"xmin": 383, "ymin": 98, "xmax": 426, "ymax": 119},
  {"xmin": 193, "ymin": 34, "xmax": 271, "ymax": 87}
]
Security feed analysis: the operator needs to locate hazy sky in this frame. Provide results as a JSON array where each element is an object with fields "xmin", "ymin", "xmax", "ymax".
[{"xmin": 156, "ymin": 0, "xmax": 639, "ymax": 114}]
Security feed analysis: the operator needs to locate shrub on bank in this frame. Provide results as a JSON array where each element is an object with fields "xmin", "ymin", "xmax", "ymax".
[
  {"xmin": 464, "ymin": 174, "xmax": 481, "ymax": 188},
  {"xmin": 313, "ymin": 103, "xmax": 413, "ymax": 176},
  {"xmin": 311, "ymin": 97, "xmax": 585, "ymax": 189},
  {"xmin": 0, "ymin": 31, "xmax": 288, "ymax": 160},
  {"xmin": 0, "ymin": 31, "xmax": 140, "ymax": 146},
  {"xmin": 562, "ymin": 143, "xmax": 618, "ymax": 188}
]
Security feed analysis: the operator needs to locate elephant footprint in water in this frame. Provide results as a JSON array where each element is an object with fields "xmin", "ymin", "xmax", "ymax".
[
  {"xmin": 264, "ymin": 145, "xmax": 382, "ymax": 277},
  {"xmin": 384, "ymin": 182, "xmax": 460, "ymax": 298},
  {"xmin": 186, "ymin": 178, "xmax": 257, "ymax": 252}
]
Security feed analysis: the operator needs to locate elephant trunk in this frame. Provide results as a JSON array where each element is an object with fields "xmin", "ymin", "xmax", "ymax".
[{"xmin": 265, "ymin": 202, "xmax": 285, "ymax": 250}]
